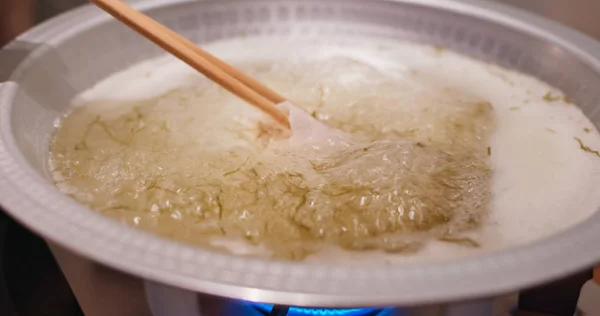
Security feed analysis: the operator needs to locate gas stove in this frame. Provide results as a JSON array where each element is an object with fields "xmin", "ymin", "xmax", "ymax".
[
  {"xmin": 144, "ymin": 281, "xmax": 501, "ymax": 316},
  {"xmin": 144, "ymin": 281, "xmax": 407, "ymax": 316},
  {"xmin": 143, "ymin": 277, "xmax": 596, "ymax": 316},
  {"xmin": 223, "ymin": 303, "xmax": 394, "ymax": 316},
  {"xmin": 251, "ymin": 305, "xmax": 392, "ymax": 316}
]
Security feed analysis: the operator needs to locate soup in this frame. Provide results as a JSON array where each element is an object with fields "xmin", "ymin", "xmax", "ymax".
[{"xmin": 49, "ymin": 37, "xmax": 600, "ymax": 263}]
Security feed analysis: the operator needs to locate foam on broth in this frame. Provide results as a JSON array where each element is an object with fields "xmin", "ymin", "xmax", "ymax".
[{"xmin": 50, "ymin": 37, "xmax": 600, "ymax": 263}]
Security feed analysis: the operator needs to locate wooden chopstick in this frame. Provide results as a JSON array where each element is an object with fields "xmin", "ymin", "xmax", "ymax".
[
  {"xmin": 594, "ymin": 266, "xmax": 600, "ymax": 285},
  {"xmin": 90, "ymin": 0, "xmax": 290, "ymax": 129},
  {"xmin": 157, "ymin": 23, "xmax": 287, "ymax": 105}
]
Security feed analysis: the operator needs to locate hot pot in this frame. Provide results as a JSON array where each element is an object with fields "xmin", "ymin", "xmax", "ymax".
[{"xmin": 1, "ymin": 0, "xmax": 600, "ymax": 315}]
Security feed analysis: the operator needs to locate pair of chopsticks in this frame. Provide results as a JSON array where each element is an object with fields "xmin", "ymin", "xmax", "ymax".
[{"xmin": 90, "ymin": 0, "xmax": 290, "ymax": 129}]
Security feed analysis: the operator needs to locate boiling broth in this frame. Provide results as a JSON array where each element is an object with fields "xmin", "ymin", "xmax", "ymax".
[{"xmin": 50, "ymin": 37, "xmax": 600, "ymax": 263}]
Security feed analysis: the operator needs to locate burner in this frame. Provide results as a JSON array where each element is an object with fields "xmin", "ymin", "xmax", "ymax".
[{"xmin": 251, "ymin": 303, "xmax": 393, "ymax": 316}]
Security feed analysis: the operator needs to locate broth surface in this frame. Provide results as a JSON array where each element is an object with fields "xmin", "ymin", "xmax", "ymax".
[{"xmin": 50, "ymin": 37, "xmax": 600, "ymax": 263}]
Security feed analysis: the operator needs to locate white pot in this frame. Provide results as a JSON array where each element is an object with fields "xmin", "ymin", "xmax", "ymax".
[{"xmin": 1, "ymin": 0, "xmax": 600, "ymax": 310}]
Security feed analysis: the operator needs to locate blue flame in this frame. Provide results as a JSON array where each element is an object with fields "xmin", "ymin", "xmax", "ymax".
[{"xmin": 251, "ymin": 303, "xmax": 390, "ymax": 316}]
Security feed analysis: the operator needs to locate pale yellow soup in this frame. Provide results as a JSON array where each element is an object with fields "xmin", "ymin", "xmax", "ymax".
[{"xmin": 50, "ymin": 37, "xmax": 600, "ymax": 263}]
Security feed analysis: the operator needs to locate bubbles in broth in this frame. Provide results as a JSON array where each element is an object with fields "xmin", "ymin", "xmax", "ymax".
[{"xmin": 50, "ymin": 38, "xmax": 600, "ymax": 262}]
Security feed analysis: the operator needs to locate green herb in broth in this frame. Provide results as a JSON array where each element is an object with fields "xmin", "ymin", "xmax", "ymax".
[
  {"xmin": 574, "ymin": 137, "xmax": 600, "ymax": 158},
  {"xmin": 543, "ymin": 92, "xmax": 560, "ymax": 102},
  {"xmin": 438, "ymin": 237, "xmax": 480, "ymax": 248}
]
